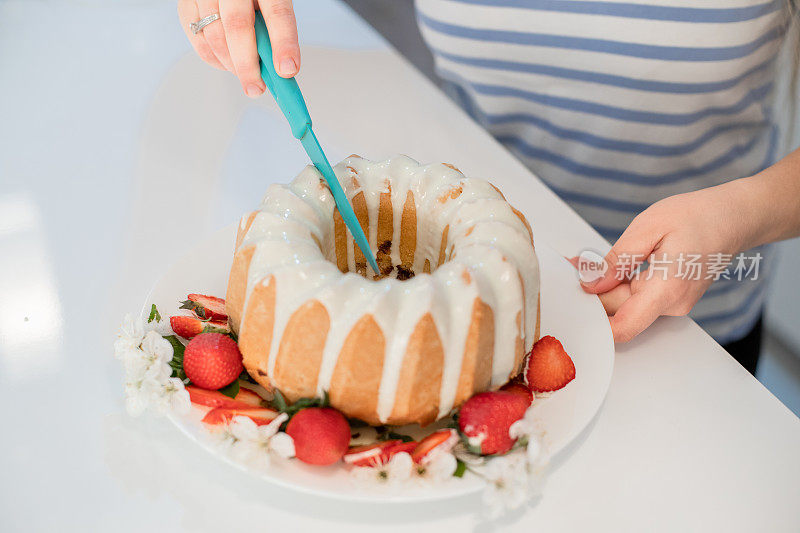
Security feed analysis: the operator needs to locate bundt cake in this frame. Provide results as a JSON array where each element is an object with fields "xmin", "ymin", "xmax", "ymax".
[{"xmin": 226, "ymin": 155, "xmax": 540, "ymax": 426}]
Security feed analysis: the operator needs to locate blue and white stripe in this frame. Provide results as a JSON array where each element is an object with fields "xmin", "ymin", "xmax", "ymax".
[{"xmin": 416, "ymin": 0, "xmax": 788, "ymax": 343}]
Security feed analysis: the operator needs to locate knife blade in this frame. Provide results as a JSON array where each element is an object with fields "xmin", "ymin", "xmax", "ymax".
[{"xmin": 253, "ymin": 12, "xmax": 379, "ymax": 275}]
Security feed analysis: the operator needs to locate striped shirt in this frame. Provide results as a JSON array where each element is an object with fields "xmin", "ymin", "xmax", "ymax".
[{"xmin": 415, "ymin": 0, "xmax": 790, "ymax": 344}]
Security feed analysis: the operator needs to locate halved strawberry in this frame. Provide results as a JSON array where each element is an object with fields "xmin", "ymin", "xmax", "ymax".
[
  {"xmin": 187, "ymin": 385, "xmax": 263, "ymax": 409},
  {"xmin": 170, "ymin": 316, "xmax": 204, "ymax": 339},
  {"xmin": 500, "ymin": 381, "xmax": 534, "ymax": 405},
  {"xmin": 344, "ymin": 440, "xmax": 418, "ymax": 467},
  {"xmin": 181, "ymin": 294, "xmax": 227, "ymax": 321},
  {"xmin": 202, "ymin": 406, "xmax": 279, "ymax": 426},
  {"xmin": 170, "ymin": 316, "xmax": 229, "ymax": 340},
  {"xmin": 411, "ymin": 429, "xmax": 458, "ymax": 464},
  {"xmin": 525, "ymin": 335, "xmax": 576, "ymax": 392}
]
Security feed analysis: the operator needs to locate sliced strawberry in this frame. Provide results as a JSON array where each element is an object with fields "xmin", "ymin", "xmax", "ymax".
[
  {"xmin": 344, "ymin": 439, "xmax": 418, "ymax": 467},
  {"xmin": 187, "ymin": 385, "xmax": 263, "ymax": 409},
  {"xmin": 386, "ymin": 440, "xmax": 418, "ymax": 456},
  {"xmin": 525, "ymin": 335, "xmax": 576, "ymax": 393},
  {"xmin": 411, "ymin": 429, "xmax": 458, "ymax": 464},
  {"xmin": 202, "ymin": 406, "xmax": 279, "ymax": 426},
  {"xmin": 500, "ymin": 381, "xmax": 533, "ymax": 405},
  {"xmin": 170, "ymin": 315, "xmax": 204, "ymax": 339},
  {"xmin": 181, "ymin": 294, "xmax": 228, "ymax": 321},
  {"xmin": 344, "ymin": 440, "xmax": 400, "ymax": 466},
  {"xmin": 169, "ymin": 316, "xmax": 230, "ymax": 340}
]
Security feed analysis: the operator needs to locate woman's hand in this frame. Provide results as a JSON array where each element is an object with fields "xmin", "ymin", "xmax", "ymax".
[
  {"xmin": 177, "ymin": 0, "xmax": 300, "ymax": 97},
  {"xmin": 578, "ymin": 147, "xmax": 800, "ymax": 343},
  {"xmin": 577, "ymin": 183, "xmax": 755, "ymax": 343}
]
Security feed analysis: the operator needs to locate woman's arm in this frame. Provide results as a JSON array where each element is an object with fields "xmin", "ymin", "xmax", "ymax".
[
  {"xmin": 580, "ymin": 147, "xmax": 800, "ymax": 343},
  {"xmin": 731, "ymin": 147, "xmax": 800, "ymax": 248}
]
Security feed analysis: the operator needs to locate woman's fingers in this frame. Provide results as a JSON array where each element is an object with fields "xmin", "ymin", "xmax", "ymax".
[
  {"xmin": 581, "ymin": 214, "xmax": 661, "ymax": 295},
  {"xmin": 198, "ymin": 0, "xmax": 234, "ymax": 71},
  {"xmin": 177, "ymin": 0, "xmax": 226, "ymax": 70},
  {"xmin": 258, "ymin": 0, "xmax": 301, "ymax": 78},
  {"xmin": 179, "ymin": 0, "xmax": 300, "ymax": 93},
  {"xmin": 597, "ymin": 282, "xmax": 632, "ymax": 316},
  {"xmin": 220, "ymin": 0, "xmax": 265, "ymax": 97},
  {"xmin": 608, "ymin": 284, "xmax": 667, "ymax": 343}
]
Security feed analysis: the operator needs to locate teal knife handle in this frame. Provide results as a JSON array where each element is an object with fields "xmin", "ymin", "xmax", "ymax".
[{"xmin": 254, "ymin": 12, "xmax": 310, "ymax": 139}]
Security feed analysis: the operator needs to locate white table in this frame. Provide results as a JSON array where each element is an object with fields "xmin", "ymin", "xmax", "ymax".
[{"xmin": 1, "ymin": 1, "xmax": 798, "ymax": 531}]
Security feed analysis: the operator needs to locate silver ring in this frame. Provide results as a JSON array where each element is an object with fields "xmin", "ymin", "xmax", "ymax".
[{"xmin": 190, "ymin": 13, "xmax": 220, "ymax": 34}]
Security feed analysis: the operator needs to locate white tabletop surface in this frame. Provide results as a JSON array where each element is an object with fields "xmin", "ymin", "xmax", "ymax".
[{"xmin": 1, "ymin": 1, "xmax": 799, "ymax": 531}]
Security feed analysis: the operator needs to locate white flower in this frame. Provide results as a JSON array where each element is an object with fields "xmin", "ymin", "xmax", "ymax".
[
  {"xmin": 221, "ymin": 414, "xmax": 293, "ymax": 469},
  {"xmin": 114, "ymin": 314, "xmax": 145, "ymax": 358},
  {"xmin": 124, "ymin": 377, "xmax": 162, "ymax": 417},
  {"xmin": 351, "ymin": 451, "xmax": 414, "ymax": 485},
  {"xmin": 462, "ymin": 424, "xmax": 487, "ymax": 451},
  {"xmin": 151, "ymin": 378, "xmax": 191, "ymax": 416},
  {"xmin": 509, "ymin": 402, "xmax": 537, "ymax": 440},
  {"xmin": 415, "ymin": 449, "xmax": 457, "ymax": 481},
  {"xmin": 140, "ymin": 331, "xmax": 174, "ymax": 380},
  {"xmin": 269, "ymin": 432, "xmax": 296, "ymax": 459},
  {"xmin": 121, "ymin": 350, "xmax": 151, "ymax": 382},
  {"xmin": 481, "ymin": 452, "xmax": 530, "ymax": 519},
  {"xmin": 508, "ymin": 404, "xmax": 548, "ymax": 470},
  {"xmin": 452, "ymin": 441, "xmax": 486, "ymax": 467},
  {"xmin": 116, "ymin": 314, "xmax": 190, "ymax": 418}
]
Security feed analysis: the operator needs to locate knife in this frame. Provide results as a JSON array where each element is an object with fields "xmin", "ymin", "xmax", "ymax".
[{"xmin": 253, "ymin": 12, "xmax": 380, "ymax": 275}]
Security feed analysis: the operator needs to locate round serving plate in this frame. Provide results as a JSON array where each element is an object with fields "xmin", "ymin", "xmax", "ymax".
[{"xmin": 143, "ymin": 223, "xmax": 614, "ymax": 502}]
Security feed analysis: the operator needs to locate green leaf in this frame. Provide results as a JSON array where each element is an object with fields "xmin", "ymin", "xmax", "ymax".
[
  {"xmin": 453, "ymin": 459, "xmax": 467, "ymax": 478},
  {"xmin": 386, "ymin": 431, "xmax": 414, "ymax": 443},
  {"xmin": 238, "ymin": 368, "xmax": 256, "ymax": 384},
  {"xmin": 271, "ymin": 389, "xmax": 288, "ymax": 412},
  {"xmin": 202, "ymin": 324, "xmax": 230, "ymax": 335},
  {"xmin": 179, "ymin": 299, "xmax": 207, "ymax": 319},
  {"xmin": 163, "ymin": 335, "xmax": 187, "ymax": 380},
  {"xmin": 198, "ymin": 324, "xmax": 238, "ymax": 343},
  {"xmin": 270, "ymin": 388, "xmax": 329, "ymax": 419},
  {"xmin": 147, "ymin": 304, "xmax": 161, "ymax": 323},
  {"xmin": 218, "ymin": 379, "xmax": 240, "ymax": 399}
]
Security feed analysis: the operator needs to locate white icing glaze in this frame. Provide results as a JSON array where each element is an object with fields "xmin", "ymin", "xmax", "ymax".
[{"xmin": 238, "ymin": 156, "xmax": 539, "ymax": 423}]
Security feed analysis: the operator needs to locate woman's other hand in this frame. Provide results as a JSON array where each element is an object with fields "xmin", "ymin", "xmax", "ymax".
[
  {"xmin": 177, "ymin": 0, "xmax": 300, "ymax": 97},
  {"xmin": 577, "ymin": 185, "xmax": 751, "ymax": 343},
  {"xmin": 577, "ymin": 148, "xmax": 800, "ymax": 344}
]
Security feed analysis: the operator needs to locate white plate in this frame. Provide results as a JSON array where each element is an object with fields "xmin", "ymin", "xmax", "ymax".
[{"xmin": 143, "ymin": 224, "xmax": 614, "ymax": 502}]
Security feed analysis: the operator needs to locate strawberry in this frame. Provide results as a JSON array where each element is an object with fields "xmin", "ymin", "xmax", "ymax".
[
  {"xmin": 202, "ymin": 406, "xmax": 279, "ymax": 426},
  {"xmin": 285, "ymin": 407, "xmax": 351, "ymax": 466},
  {"xmin": 181, "ymin": 294, "xmax": 228, "ymax": 321},
  {"xmin": 170, "ymin": 316, "xmax": 204, "ymax": 339},
  {"xmin": 411, "ymin": 429, "xmax": 458, "ymax": 464},
  {"xmin": 525, "ymin": 335, "xmax": 576, "ymax": 392},
  {"xmin": 344, "ymin": 440, "xmax": 418, "ymax": 467},
  {"xmin": 187, "ymin": 385, "xmax": 263, "ymax": 409},
  {"xmin": 457, "ymin": 391, "xmax": 530, "ymax": 455},
  {"xmin": 170, "ymin": 316, "xmax": 229, "ymax": 339},
  {"xmin": 500, "ymin": 381, "xmax": 534, "ymax": 405},
  {"xmin": 182, "ymin": 333, "xmax": 243, "ymax": 390}
]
